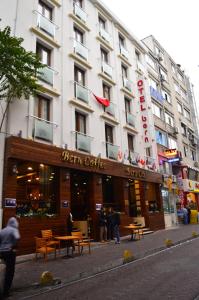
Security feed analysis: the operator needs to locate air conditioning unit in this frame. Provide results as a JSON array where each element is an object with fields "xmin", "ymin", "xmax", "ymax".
[
  {"xmin": 173, "ymin": 126, "xmax": 179, "ymax": 134},
  {"xmin": 158, "ymin": 55, "xmax": 163, "ymax": 62},
  {"xmin": 191, "ymin": 137, "xmax": 197, "ymax": 146}
]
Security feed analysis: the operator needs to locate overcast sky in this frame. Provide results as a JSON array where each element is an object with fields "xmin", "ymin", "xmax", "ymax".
[{"xmin": 104, "ymin": 0, "xmax": 199, "ymax": 110}]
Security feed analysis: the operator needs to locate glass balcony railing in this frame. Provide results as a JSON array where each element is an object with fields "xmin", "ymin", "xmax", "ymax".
[
  {"xmin": 126, "ymin": 112, "xmax": 135, "ymax": 127},
  {"xmin": 33, "ymin": 117, "xmax": 53, "ymax": 142},
  {"xmin": 106, "ymin": 143, "xmax": 119, "ymax": 160},
  {"xmin": 38, "ymin": 66, "xmax": 54, "ymax": 86},
  {"xmin": 123, "ymin": 77, "xmax": 132, "ymax": 91},
  {"xmin": 128, "ymin": 151, "xmax": 140, "ymax": 165},
  {"xmin": 37, "ymin": 12, "xmax": 56, "ymax": 37},
  {"xmin": 74, "ymin": 40, "xmax": 88, "ymax": 61},
  {"xmin": 74, "ymin": 82, "xmax": 89, "ymax": 103},
  {"xmin": 99, "ymin": 26, "xmax": 111, "ymax": 43},
  {"xmin": 105, "ymin": 102, "xmax": 115, "ymax": 117},
  {"xmin": 73, "ymin": 3, "xmax": 87, "ymax": 23},
  {"xmin": 120, "ymin": 45, "xmax": 129, "ymax": 60},
  {"xmin": 76, "ymin": 132, "xmax": 91, "ymax": 153},
  {"xmin": 102, "ymin": 61, "xmax": 113, "ymax": 78},
  {"xmin": 150, "ymin": 86, "xmax": 164, "ymax": 102},
  {"xmin": 145, "ymin": 156, "xmax": 156, "ymax": 170}
]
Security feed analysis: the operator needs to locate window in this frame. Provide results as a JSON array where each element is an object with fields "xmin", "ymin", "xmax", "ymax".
[
  {"xmin": 146, "ymin": 147, "xmax": 151, "ymax": 157},
  {"xmin": 183, "ymin": 145, "xmax": 188, "ymax": 157},
  {"xmin": 101, "ymin": 48, "xmax": 108, "ymax": 63},
  {"xmin": 168, "ymin": 136, "xmax": 177, "ymax": 149},
  {"xmin": 74, "ymin": 27, "xmax": 84, "ymax": 43},
  {"xmin": 152, "ymin": 102, "xmax": 161, "ymax": 118},
  {"xmin": 121, "ymin": 64, "xmax": 128, "ymax": 78},
  {"xmin": 135, "ymin": 50, "xmax": 140, "ymax": 61},
  {"xmin": 146, "ymin": 55, "xmax": 155, "ymax": 69},
  {"xmin": 181, "ymin": 88, "xmax": 187, "ymax": 99},
  {"xmin": 177, "ymin": 72, "xmax": 184, "ymax": 82},
  {"xmin": 75, "ymin": 111, "xmax": 86, "ymax": 134},
  {"xmin": 155, "ymin": 130, "xmax": 167, "ymax": 147},
  {"xmin": 160, "ymin": 69, "xmax": 168, "ymax": 82},
  {"xmin": 181, "ymin": 123, "xmax": 186, "ymax": 136},
  {"xmin": 119, "ymin": 35, "xmax": 125, "ymax": 47},
  {"xmin": 99, "ymin": 16, "xmax": 106, "ymax": 29},
  {"xmin": 36, "ymin": 43, "xmax": 51, "ymax": 65},
  {"xmin": 74, "ymin": 0, "xmax": 83, "ymax": 7},
  {"xmin": 105, "ymin": 124, "xmax": 113, "ymax": 143},
  {"xmin": 34, "ymin": 95, "xmax": 50, "ymax": 121},
  {"xmin": 165, "ymin": 112, "xmax": 174, "ymax": 127},
  {"xmin": 184, "ymin": 108, "xmax": 191, "ymax": 120},
  {"xmin": 177, "ymin": 102, "xmax": 183, "ymax": 114},
  {"xmin": 38, "ymin": 1, "xmax": 52, "ymax": 20},
  {"xmin": 74, "ymin": 66, "xmax": 85, "ymax": 85},
  {"xmin": 174, "ymin": 82, "xmax": 180, "ymax": 94},
  {"xmin": 162, "ymin": 90, "xmax": 171, "ymax": 103},
  {"xmin": 171, "ymin": 63, "xmax": 175, "ymax": 73},
  {"xmin": 128, "ymin": 134, "xmax": 134, "ymax": 152},
  {"xmin": 16, "ymin": 161, "xmax": 58, "ymax": 217},
  {"xmin": 149, "ymin": 78, "xmax": 158, "ymax": 90},
  {"xmin": 125, "ymin": 98, "xmax": 131, "ymax": 113},
  {"xmin": 191, "ymin": 150, "xmax": 196, "ymax": 161},
  {"xmin": 103, "ymin": 83, "xmax": 111, "ymax": 100}
]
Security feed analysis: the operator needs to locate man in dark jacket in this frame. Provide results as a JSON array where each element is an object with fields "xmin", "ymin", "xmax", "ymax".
[{"xmin": 0, "ymin": 217, "xmax": 20, "ymax": 298}]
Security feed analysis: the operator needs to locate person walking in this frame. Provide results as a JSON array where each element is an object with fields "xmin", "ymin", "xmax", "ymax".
[
  {"xmin": 99, "ymin": 207, "xmax": 107, "ymax": 242},
  {"xmin": 107, "ymin": 207, "xmax": 114, "ymax": 241},
  {"xmin": 0, "ymin": 217, "xmax": 20, "ymax": 298},
  {"xmin": 112, "ymin": 210, "xmax": 121, "ymax": 244}
]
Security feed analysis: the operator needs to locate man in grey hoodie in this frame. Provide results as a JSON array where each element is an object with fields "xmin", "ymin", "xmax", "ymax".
[{"xmin": 0, "ymin": 217, "xmax": 20, "ymax": 298}]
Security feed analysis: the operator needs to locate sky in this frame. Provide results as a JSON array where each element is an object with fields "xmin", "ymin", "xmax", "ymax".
[{"xmin": 104, "ymin": 0, "xmax": 199, "ymax": 111}]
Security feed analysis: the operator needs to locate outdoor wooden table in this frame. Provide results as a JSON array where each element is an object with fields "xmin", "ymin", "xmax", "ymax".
[
  {"xmin": 123, "ymin": 225, "xmax": 144, "ymax": 241},
  {"xmin": 55, "ymin": 235, "xmax": 80, "ymax": 258}
]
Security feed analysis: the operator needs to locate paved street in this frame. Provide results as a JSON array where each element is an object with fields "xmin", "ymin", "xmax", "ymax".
[
  {"xmin": 22, "ymin": 237, "xmax": 199, "ymax": 300},
  {"xmin": 1, "ymin": 224, "xmax": 199, "ymax": 299}
]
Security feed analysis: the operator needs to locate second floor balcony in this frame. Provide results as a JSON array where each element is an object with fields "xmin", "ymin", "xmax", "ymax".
[
  {"xmin": 106, "ymin": 142, "xmax": 119, "ymax": 160},
  {"xmin": 75, "ymin": 131, "xmax": 92, "ymax": 153},
  {"xmin": 36, "ymin": 11, "xmax": 56, "ymax": 38},
  {"xmin": 102, "ymin": 61, "xmax": 113, "ymax": 78},
  {"xmin": 74, "ymin": 40, "xmax": 88, "ymax": 61},
  {"xmin": 73, "ymin": 3, "xmax": 87, "ymax": 23},
  {"xmin": 128, "ymin": 151, "xmax": 140, "ymax": 165},
  {"xmin": 99, "ymin": 27, "xmax": 111, "ymax": 44},
  {"xmin": 30, "ymin": 116, "xmax": 56, "ymax": 143},
  {"xmin": 74, "ymin": 81, "xmax": 89, "ymax": 103},
  {"xmin": 105, "ymin": 102, "xmax": 115, "ymax": 117},
  {"xmin": 38, "ymin": 66, "xmax": 54, "ymax": 86}
]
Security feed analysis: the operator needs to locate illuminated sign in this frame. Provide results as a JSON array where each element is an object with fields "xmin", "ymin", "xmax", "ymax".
[
  {"xmin": 61, "ymin": 151, "xmax": 105, "ymax": 169},
  {"xmin": 125, "ymin": 167, "xmax": 146, "ymax": 179},
  {"xmin": 137, "ymin": 79, "xmax": 149, "ymax": 144},
  {"xmin": 164, "ymin": 149, "xmax": 177, "ymax": 157},
  {"xmin": 168, "ymin": 158, "xmax": 180, "ymax": 163}
]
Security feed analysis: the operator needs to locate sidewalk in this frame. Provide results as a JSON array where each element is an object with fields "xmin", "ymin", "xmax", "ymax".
[{"xmin": 5, "ymin": 224, "xmax": 199, "ymax": 299}]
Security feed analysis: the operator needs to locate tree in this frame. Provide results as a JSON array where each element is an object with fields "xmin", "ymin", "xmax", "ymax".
[{"xmin": 0, "ymin": 26, "xmax": 44, "ymax": 132}]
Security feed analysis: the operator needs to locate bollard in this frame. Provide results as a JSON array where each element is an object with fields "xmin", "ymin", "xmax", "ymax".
[
  {"xmin": 40, "ymin": 271, "xmax": 54, "ymax": 286},
  {"xmin": 192, "ymin": 231, "xmax": 198, "ymax": 238},
  {"xmin": 164, "ymin": 239, "xmax": 173, "ymax": 247},
  {"xmin": 123, "ymin": 249, "xmax": 134, "ymax": 264}
]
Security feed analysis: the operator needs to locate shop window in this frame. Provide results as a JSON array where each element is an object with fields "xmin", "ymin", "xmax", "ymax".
[
  {"xmin": 129, "ymin": 180, "xmax": 141, "ymax": 217},
  {"xmin": 16, "ymin": 161, "xmax": 58, "ymax": 217}
]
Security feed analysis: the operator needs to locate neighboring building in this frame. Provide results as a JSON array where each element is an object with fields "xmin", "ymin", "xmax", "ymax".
[
  {"xmin": 0, "ymin": 0, "xmax": 165, "ymax": 254},
  {"xmin": 142, "ymin": 35, "xmax": 199, "ymax": 227}
]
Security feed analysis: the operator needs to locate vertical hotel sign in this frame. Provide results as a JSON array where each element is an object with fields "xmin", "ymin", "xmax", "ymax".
[{"xmin": 137, "ymin": 79, "xmax": 150, "ymax": 146}]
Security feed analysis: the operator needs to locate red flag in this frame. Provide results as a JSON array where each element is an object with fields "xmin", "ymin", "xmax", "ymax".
[{"xmin": 93, "ymin": 94, "xmax": 110, "ymax": 107}]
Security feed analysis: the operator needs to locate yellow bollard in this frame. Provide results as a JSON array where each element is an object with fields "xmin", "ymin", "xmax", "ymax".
[
  {"xmin": 192, "ymin": 231, "xmax": 198, "ymax": 238},
  {"xmin": 164, "ymin": 239, "xmax": 173, "ymax": 247},
  {"xmin": 123, "ymin": 249, "xmax": 134, "ymax": 264},
  {"xmin": 40, "ymin": 271, "xmax": 54, "ymax": 286}
]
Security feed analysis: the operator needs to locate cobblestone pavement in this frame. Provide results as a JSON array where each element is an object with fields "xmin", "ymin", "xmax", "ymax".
[{"xmin": 3, "ymin": 224, "xmax": 199, "ymax": 299}]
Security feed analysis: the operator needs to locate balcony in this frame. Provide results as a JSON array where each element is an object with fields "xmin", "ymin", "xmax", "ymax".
[
  {"xmin": 150, "ymin": 86, "xmax": 164, "ymax": 102},
  {"xmin": 74, "ymin": 40, "xmax": 88, "ymax": 61},
  {"xmin": 99, "ymin": 27, "xmax": 111, "ymax": 43},
  {"xmin": 73, "ymin": 3, "xmax": 87, "ymax": 23},
  {"xmin": 128, "ymin": 151, "xmax": 140, "ymax": 165},
  {"xmin": 123, "ymin": 77, "xmax": 132, "ymax": 92},
  {"xmin": 32, "ymin": 116, "xmax": 54, "ymax": 143},
  {"xmin": 38, "ymin": 66, "xmax": 54, "ymax": 86},
  {"xmin": 74, "ymin": 82, "xmax": 89, "ymax": 103},
  {"xmin": 120, "ymin": 45, "xmax": 129, "ymax": 60},
  {"xmin": 126, "ymin": 112, "xmax": 135, "ymax": 127},
  {"xmin": 102, "ymin": 61, "xmax": 113, "ymax": 78},
  {"xmin": 106, "ymin": 142, "xmax": 119, "ymax": 160},
  {"xmin": 105, "ymin": 102, "xmax": 115, "ymax": 117},
  {"xmin": 76, "ymin": 132, "xmax": 91, "ymax": 153},
  {"xmin": 36, "ymin": 11, "xmax": 56, "ymax": 37},
  {"xmin": 145, "ymin": 156, "xmax": 156, "ymax": 170}
]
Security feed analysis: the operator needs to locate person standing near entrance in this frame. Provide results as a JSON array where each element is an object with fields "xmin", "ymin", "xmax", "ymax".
[
  {"xmin": 107, "ymin": 207, "xmax": 114, "ymax": 240},
  {"xmin": 67, "ymin": 212, "xmax": 73, "ymax": 235},
  {"xmin": 99, "ymin": 207, "xmax": 107, "ymax": 242},
  {"xmin": 112, "ymin": 210, "xmax": 121, "ymax": 244},
  {"xmin": 0, "ymin": 217, "xmax": 20, "ymax": 298}
]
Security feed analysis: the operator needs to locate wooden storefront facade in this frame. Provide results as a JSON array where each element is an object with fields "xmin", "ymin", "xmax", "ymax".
[{"xmin": 2, "ymin": 136, "xmax": 165, "ymax": 254}]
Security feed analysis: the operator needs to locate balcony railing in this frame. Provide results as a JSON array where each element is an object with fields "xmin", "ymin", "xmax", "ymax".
[
  {"xmin": 99, "ymin": 26, "xmax": 111, "ymax": 43},
  {"xmin": 74, "ymin": 82, "xmax": 89, "ymax": 103},
  {"xmin": 128, "ymin": 151, "xmax": 140, "ymax": 165},
  {"xmin": 120, "ymin": 45, "xmax": 129, "ymax": 60},
  {"xmin": 76, "ymin": 131, "xmax": 91, "ymax": 153},
  {"xmin": 102, "ymin": 61, "xmax": 113, "ymax": 78},
  {"xmin": 150, "ymin": 86, "xmax": 164, "ymax": 102},
  {"xmin": 105, "ymin": 102, "xmax": 115, "ymax": 117},
  {"xmin": 126, "ymin": 112, "xmax": 135, "ymax": 127},
  {"xmin": 38, "ymin": 66, "xmax": 54, "ymax": 86},
  {"xmin": 74, "ymin": 40, "xmax": 88, "ymax": 61},
  {"xmin": 123, "ymin": 77, "xmax": 132, "ymax": 91},
  {"xmin": 106, "ymin": 142, "xmax": 119, "ymax": 160},
  {"xmin": 32, "ymin": 116, "xmax": 55, "ymax": 142},
  {"xmin": 73, "ymin": 3, "xmax": 87, "ymax": 23},
  {"xmin": 36, "ymin": 11, "xmax": 56, "ymax": 37},
  {"xmin": 145, "ymin": 156, "xmax": 156, "ymax": 170}
]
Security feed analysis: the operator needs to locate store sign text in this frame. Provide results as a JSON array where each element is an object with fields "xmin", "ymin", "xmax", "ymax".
[
  {"xmin": 125, "ymin": 167, "xmax": 146, "ymax": 179},
  {"xmin": 137, "ymin": 79, "xmax": 149, "ymax": 143},
  {"xmin": 61, "ymin": 151, "xmax": 105, "ymax": 169}
]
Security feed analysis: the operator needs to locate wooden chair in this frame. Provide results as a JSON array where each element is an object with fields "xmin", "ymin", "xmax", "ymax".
[
  {"xmin": 41, "ymin": 230, "xmax": 61, "ymax": 253},
  {"xmin": 35, "ymin": 237, "xmax": 56, "ymax": 262},
  {"xmin": 72, "ymin": 231, "xmax": 91, "ymax": 255}
]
